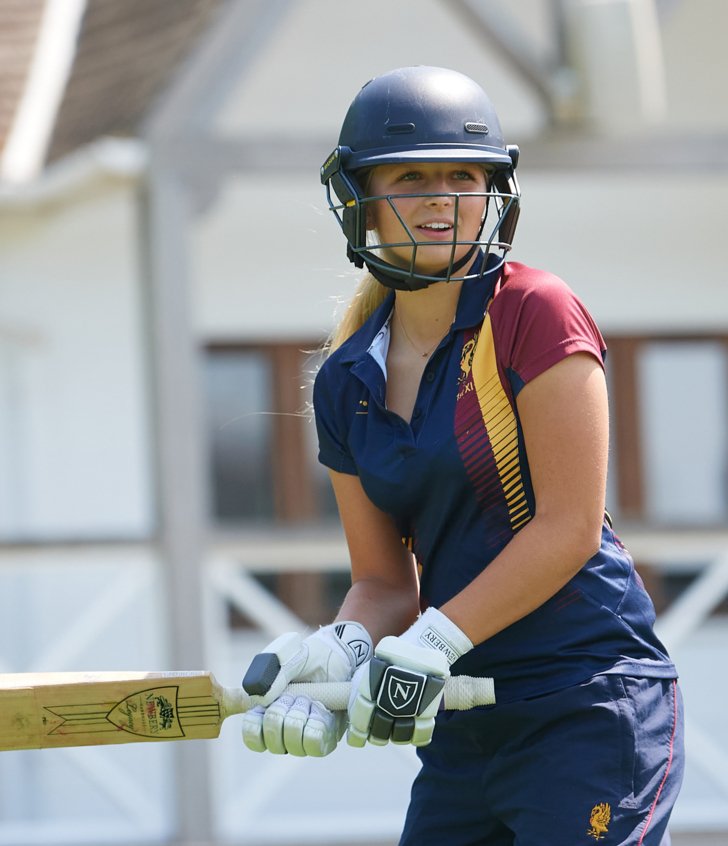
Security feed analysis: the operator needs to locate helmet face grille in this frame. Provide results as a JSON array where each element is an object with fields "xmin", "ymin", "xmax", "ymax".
[{"xmin": 358, "ymin": 189, "xmax": 518, "ymax": 289}]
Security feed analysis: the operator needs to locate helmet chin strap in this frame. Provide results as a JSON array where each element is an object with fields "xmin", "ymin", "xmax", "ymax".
[{"xmin": 365, "ymin": 245, "xmax": 480, "ymax": 292}]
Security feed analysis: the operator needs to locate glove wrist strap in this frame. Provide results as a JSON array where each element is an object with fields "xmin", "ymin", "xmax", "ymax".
[
  {"xmin": 329, "ymin": 620, "xmax": 372, "ymax": 671},
  {"xmin": 401, "ymin": 607, "xmax": 473, "ymax": 666}
]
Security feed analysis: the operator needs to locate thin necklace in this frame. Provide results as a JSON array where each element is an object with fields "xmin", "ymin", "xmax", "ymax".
[{"xmin": 394, "ymin": 307, "xmax": 453, "ymax": 358}]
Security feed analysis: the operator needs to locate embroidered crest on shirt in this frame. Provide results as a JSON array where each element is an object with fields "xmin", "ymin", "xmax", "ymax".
[
  {"xmin": 457, "ymin": 333, "xmax": 478, "ymax": 394},
  {"xmin": 586, "ymin": 802, "xmax": 611, "ymax": 840}
]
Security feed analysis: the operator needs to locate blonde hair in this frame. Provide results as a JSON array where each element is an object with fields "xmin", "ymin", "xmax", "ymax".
[{"xmin": 327, "ymin": 272, "xmax": 389, "ymax": 354}]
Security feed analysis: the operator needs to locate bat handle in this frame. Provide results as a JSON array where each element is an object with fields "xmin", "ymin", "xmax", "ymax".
[{"xmin": 227, "ymin": 674, "xmax": 495, "ymax": 714}]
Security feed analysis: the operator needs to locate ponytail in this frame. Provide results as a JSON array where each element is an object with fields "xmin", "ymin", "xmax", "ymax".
[{"xmin": 327, "ymin": 272, "xmax": 389, "ymax": 354}]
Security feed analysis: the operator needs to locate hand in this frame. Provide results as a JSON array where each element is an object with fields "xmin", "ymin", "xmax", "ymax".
[
  {"xmin": 241, "ymin": 621, "xmax": 372, "ymax": 757},
  {"xmin": 347, "ymin": 607, "xmax": 473, "ymax": 748}
]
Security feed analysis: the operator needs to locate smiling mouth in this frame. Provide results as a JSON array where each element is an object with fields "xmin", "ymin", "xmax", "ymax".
[
  {"xmin": 415, "ymin": 222, "xmax": 457, "ymax": 242},
  {"xmin": 418, "ymin": 222, "xmax": 453, "ymax": 231}
]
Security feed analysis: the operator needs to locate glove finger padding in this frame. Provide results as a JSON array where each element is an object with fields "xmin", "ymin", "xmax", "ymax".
[
  {"xmin": 272, "ymin": 695, "xmax": 345, "ymax": 757},
  {"xmin": 301, "ymin": 700, "xmax": 346, "ymax": 757},
  {"xmin": 242, "ymin": 695, "xmax": 344, "ymax": 757},
  {"xmin": 241, "ymin": 705, "xmax": 267, "ymax": 753},
  {"xmin": 241, "ymin": 621, "xmax": 372, "ymax": 756}
]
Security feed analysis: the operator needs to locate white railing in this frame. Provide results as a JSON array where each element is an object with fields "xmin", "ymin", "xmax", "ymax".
[
  {"xmin": 0, "ymin": 544, "xmax": 173, "ymax": 844},
  {"xmin": 1, "ymin": 529, "xmax": 727, "ymax": 844},
  {"xmin": 203, "ymin": 532, "xmax": 420, "ymax": 845},
  {"xmin": 623, "ymin": 530, "xmax": 728, "ymax": 830}
]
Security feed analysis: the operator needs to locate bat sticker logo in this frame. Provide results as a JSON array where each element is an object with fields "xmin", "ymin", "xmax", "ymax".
[
  {"xmin": 151, "ymin": 695, "xmax": 176, "ymax": 731},
  {"xmin": 43, "ymin": 686, "xmax": 188, "ymax": 740}
]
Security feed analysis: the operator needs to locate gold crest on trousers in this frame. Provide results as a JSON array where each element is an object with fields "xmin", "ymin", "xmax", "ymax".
[{"xmin": 587, "ymin": 802, "xmax": 611, "ymax": 840}]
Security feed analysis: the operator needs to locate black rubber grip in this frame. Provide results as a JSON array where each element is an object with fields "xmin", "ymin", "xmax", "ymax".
[{"xmin": 242, "ymin": 653, "xmax": 282, "ymax": 695}]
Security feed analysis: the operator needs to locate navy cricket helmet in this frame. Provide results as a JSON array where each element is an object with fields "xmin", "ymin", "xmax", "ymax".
[{"xmin": 321, "ymin": 66, "xmax": 521, "ymax": 291}]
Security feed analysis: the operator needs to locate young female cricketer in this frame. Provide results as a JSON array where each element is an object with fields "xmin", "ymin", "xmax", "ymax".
[{"xmin": 241, "ymin": 66, "xmax": 684, "ymax": 845}]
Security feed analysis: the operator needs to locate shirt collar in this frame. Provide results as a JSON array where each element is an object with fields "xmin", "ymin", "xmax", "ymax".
[
  {"xmin": 337, "ymin": 291, "xmax": 396, "ymax": 364},
  {"xmin": 451, "ymin": 251, "xmax": 501, "ymax": 331},
  {"xmin": 336, "ymin": 252, "xmax": 502, "ymax": 365}
]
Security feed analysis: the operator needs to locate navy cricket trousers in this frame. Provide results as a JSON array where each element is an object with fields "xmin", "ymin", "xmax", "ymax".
[{"xmin": 399, "ymin": 674, "xmax": 684, "ymax": 846}]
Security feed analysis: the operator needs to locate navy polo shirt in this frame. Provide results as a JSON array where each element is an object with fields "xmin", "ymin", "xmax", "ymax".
[{"xmin": 314, "ymin": 259, "xmax": 677, "ymax": 702}]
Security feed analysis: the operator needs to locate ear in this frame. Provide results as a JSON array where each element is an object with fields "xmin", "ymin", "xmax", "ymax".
[
  {"xmin": 481, "ymin": 195, "xmax": 489, "ymax": 223},
  {"xmin": 365, "ymin": 203, "xmax": 377, "ymax": 232}
]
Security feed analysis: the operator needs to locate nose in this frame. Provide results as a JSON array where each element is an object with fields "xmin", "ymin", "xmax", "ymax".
[{"xmin": 425, "ymin": 183, "xmax": 453, "ymax": 206}]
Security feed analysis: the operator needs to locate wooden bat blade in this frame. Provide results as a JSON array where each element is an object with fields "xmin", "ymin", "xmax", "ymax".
[
  {"xmin": 0, "ymin": 671, "xmax": 495, "ymax": 751},
  {"xmin": 0, "ymin": 672, "xmax": 225, "ymax": 751}
]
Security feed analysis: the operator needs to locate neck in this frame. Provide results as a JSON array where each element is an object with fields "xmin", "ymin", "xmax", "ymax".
[{"xmin": 393, "ymin": 281, "xmax": 462, "ymax": 354}]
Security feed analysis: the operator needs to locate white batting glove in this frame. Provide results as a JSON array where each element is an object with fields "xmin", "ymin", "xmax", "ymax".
[
  {"xmin": 241, "ymin": 622, "xmax": 372, "ymax": 757},
  {"xmin": 347, "ymin": 608, "xmax": 473, "ymax": 748}
]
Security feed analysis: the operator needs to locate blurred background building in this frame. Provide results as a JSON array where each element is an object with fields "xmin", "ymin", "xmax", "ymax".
[{"xmin": 0, "ymin": 0, "xmax": 726, "ymax": 844}]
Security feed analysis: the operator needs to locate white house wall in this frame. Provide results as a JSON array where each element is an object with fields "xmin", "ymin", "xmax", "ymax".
[
  {"xmin": 0, "ymin": 186, "xmax": 153, "ymax": 540},
  {"xmin": 211, "ymin": 0, "xmax": 547, "ymax": 142},
  {"xmin": 191, "ymin": 168, "xmax": 728, "ymax": 340},
  {"xmin": 514, "ymin": 170, "xmax": 727, "ymax": 334},
  {"xmin": 191, "ymin": 172, "xmax": 352, "ymax": 341}
]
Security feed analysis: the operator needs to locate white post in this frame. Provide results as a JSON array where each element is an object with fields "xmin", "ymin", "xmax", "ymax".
[{"xmin": 138, "ymin": 159, "xmax": 213, "ymax": 842}]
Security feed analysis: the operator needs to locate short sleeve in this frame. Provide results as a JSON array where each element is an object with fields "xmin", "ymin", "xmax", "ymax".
[
  {"xmin": 313, "ymin": 358, "xmax": 358, "ymax": 475},
  {"xmin": 491, "ymin": 264, "xmax": 606, "ymax": 390}
]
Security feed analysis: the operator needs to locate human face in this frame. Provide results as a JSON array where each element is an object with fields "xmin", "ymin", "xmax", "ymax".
[{"xmin": 364, "ymin": 162, "xmax": 489, "ymax": 277}]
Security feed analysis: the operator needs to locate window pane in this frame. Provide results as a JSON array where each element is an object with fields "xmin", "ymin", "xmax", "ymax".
[
  {"xmin": 204, "ymin": 351, "xmax": 274, "ymax": 522},
  {"xmin": 638, "ymin": 342, "xmax": 728, "ymax": 525}
]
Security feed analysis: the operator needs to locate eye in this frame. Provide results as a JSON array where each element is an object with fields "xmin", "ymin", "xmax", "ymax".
[
  {"xmin": 397, "ymin": 170, "xmax": 422, "ymax": 183},
  {"xmin": 453, "ymin": 168, "xmax": 484, "ymax": 183}
]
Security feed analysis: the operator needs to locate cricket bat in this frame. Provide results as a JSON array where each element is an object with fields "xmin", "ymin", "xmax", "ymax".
[{"xmin": 0, "ymin": 671, "xmax": 495, "ymax": 751}]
